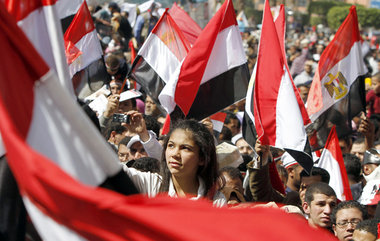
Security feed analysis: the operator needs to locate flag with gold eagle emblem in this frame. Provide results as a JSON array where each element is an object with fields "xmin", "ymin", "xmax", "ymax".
[{"xmin": 306, "ymin": 6, "xmax": 368, "ymax": 150}]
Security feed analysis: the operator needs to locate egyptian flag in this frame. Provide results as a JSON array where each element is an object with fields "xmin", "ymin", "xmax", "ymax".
[
  {"xmin": 129, "ymin": 9, "xmax": 191, "ymax": 106},
  {"xmin": 306, "ymin": 6, "xmax": 368, "ymax": 150},
  {"xmin": 210, "ymin": 112, "xmax": 227, "ymax": 133},
  {"xmin": 64, "ymin": 1, "xmax": 103, "ymax": 78},
  {"xmin": 316, "ymin": 126, "xmax": 353, "ymax": 201},
  {"xmin": 159, "ymin": 0, "xmax": 249, "ymax": 120},
  {"xmin": 169, "ymin": 2, "xmax": 202, "ymax": 45},
  {"xmin": 0, "ymin": 6, "xmax": 138, "ymax": 240},
  {"xmin": 4, "ymin": 0, "xmax": 75, "ymax": 96},
  {"xmin": 249, "ymin": 1, "xmax": 312, "ymax": 173}
]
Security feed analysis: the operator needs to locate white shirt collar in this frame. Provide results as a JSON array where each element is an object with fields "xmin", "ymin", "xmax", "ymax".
[{"xmin": 168, "ymin": 177, "xmax": 205, "ymax": 200}]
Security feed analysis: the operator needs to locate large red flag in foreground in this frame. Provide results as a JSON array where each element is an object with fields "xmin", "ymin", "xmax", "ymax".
[
  {"xmin": 159, "ymin": 0, "xmax": 249, "ymax": 120},
  {"xmin": 0, "ymin": 3, "xmax": 138, "ymax": 240},
  {"xmin": 1, "ymin": 3, "xmax": 338, "ymax": 240},
  {"xmin": 316, "ymin": 126, "xmax": 353, "ymax": 201},
  {"xmin": 4, "ymin": 0, "xmax": 74, "ymax": 96}
]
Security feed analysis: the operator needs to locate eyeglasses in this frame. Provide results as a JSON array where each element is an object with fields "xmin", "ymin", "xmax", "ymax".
[{"xmin": 335, "ymin": 219, "xmax": 361, "ymax": 228}]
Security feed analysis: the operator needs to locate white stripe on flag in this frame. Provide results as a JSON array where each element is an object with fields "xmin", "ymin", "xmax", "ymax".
[
  {"xmin": 211, "ymin": 120, "xmax": 224, "ymax": 133},
  {"xmin": 69, "ymin": 29, "xmax": 103, "ymax": 77},
  {"xmin": 201, "ymin": 25, "xmax": 246, "ymax": 84},
  {"xmin": 26, "ymin": 70, "xmax": 121, "ymax": 185},
  {"xmin": 139, "ymin": 33, "xmax": 182, "ymax": 84},
  {"xmin": 309, "ymin": 41, "xmax": 367, "ymax": 121},
  {"xmin": 17, "ymin": 5, "xmax": 74, "ymax": 96},
  {"xmin": 316, "ymin": 149, "xmax": 345, "ymax": 200},
  {"xmin": 23, "ymin": 197, "xmax": 86, "ymax": 241},
  {"xmin": 276, "ymin": 66, "xmax": 307, "ymax": 150},
  {"xmin": 56, "ymin": 0, "xmax": 83, "ymax": 19}
]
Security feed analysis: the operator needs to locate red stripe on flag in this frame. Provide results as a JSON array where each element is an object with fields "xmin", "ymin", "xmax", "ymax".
[
  {"xmin": 274, "ymin": 5, "xmax": 310, "ymax": 126},
  {"xmin": 5, "ymin": 0, "xmax": 57, "ymax": 21},
  {"xmin": 253, "ymin": 0, "xmax": 285, "ymax": 145},
  {"xmin": 161, "ymin": 114, "xmax": 171, "ymax": 135},
  {"xmin": 325, "ymin": 126, "xmax": 353, "ymax": 201},
  {"xmin": 174, "ymin": 0, "xmax": 237, "ymax": 116},
  {"xmin": 169, "ymin": 3, "xmax": 202, "ymax": 45},
  {"xmin": 318, "ymin": 6, "xmax": 361, "ymax": 80},
  {"xmin": 210, "ymin": 112, "xmax": 227, "ymax": 123},
  {"xmin": 64, "ymin": 1, "xmax": 95, "ymax": 45},
  {"xmin": 0, "ymin": 4, "xmax": 49, "ymax": 138},
  {"xmin": 152, "ymin": 10, "xmax": 191, "ymax": 62}
]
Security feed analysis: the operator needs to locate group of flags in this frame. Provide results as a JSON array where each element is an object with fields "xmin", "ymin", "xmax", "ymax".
[{"xmin": 0, "ymin": 0, "xmax": 370, "ymax": 239}]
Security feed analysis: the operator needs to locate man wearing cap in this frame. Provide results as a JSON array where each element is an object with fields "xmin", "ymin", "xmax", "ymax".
[
  {"xmin": 232, "ymin": 134, "xmax": 254, "ymax": 156},
  {"xmin": 282, "ymin": 152, "xmax": 304, "ymax": 193},
  {"xmin": 126, "ymin": 135, "xmax": 148, "ymax": 162}
]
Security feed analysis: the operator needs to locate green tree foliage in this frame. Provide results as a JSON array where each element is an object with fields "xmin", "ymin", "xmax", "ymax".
[
  {"xmin": 308, "ymin": 1, "xmax": 349, "ymax": 26},
  {"xmin": 327, "ymin": 6, "xmax": 380, "ymax": 30}
]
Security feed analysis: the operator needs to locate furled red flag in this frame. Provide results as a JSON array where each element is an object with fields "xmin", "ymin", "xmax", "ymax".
[
  {"xmin": 63, "ymin": 1, "xmax": 103, "ymax": 78},
  {"xmin": 129, "ymin": 9, "xmax": 191, "ymax": 107},
  {"xmin": 316, "ymin": 126, "xmax": 353, "ymax": 201},
  {"xmin": 210, "ymin": 112, "xmax": 227, "ymax": 133},
  {"xmin": 159, "ymin": 0, "xmax": 249, "ymax": 120},
  {"xmin": 306, "ymin": 6, "xmax": 367, "ymax": 150},
  {"xmin": 169, "ymin": 2, "xmax": 202, "ymax": 45},
  {"xmin": 4, "ymin": 0, "xmax": 75, "ymax": 96},
  {"xmin": 248, "ymin": 0, "xmax": 312, "ymax": 172},
  {"xmin": 0, "ymin": 5, "xmax": 138, "ymax": 240}
]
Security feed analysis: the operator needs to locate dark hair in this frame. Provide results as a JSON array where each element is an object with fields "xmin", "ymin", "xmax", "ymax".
[
  {"xmin": 118, "ymin": 136, "xmax": 132, "ymax": 148},
  {"xmin": 219, "ymin": 166, "xmax": 244, "ymax": 182},
  {"xmin": 305, "ymin": 182, "xmax": 336, "ymax": 204},
  {"xmin": 343, "ymin": 153, "xmax": 362, "ymax": 182},
  {"xmin": 300, "ymin": 167, "xmax": 330, "ymax": 184},
  {"xmin": 219, "ymin": 126, "xmax": 232, "ymax": 142},
  {"xmin": 159, "ymin": 119, "xmax": 218, "ymax": 196},
  {"xmin": 223, "ymin": 111, "xmax": 241, "ymax": 129},
  {"xmin": 143, "ymin": 114, "xmax": 160, "ymax": 137},
  {"xmin": 331, "ymin": 200, "xmax": 367, "ymax": 224},
  {"xmin": 355, "ymin": 219, "xmax": 379, "ymax": 237},
  {"xmin": 132, "ymin": 157, "xmax": 160, "ymax": 173},
  {"xmin": 103, "ymin": 123, "xmax": 126, "ymax": 139}
]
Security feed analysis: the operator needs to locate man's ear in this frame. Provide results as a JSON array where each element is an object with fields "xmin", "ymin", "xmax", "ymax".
[
  {"xmin": 332, "ymin": 224, "xmax": 337, "ymax": 236},
  {"xmin": 109, "ymin": 131, "xmax": 117, "ymax": 141},
  {"xmin": 302, "ymin": 201, "xmax": 310, "ymax": 215}
]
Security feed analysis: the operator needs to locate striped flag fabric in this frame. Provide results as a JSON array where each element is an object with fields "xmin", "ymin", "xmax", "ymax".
[
  {"xmin": 63, "ymin": 1, "xmax": 103, "ymax": 78},
  {"xmin": 210, "ymin": 112, "xmax": 227, "ymax": 133},
  {"xmin": 169, "ymin": 2, "xmax": 202, "ymax": 45},
  {"xmin": 129, "ymin": 9, "xmax": 191, "ymax": 106},
  {"xmin": 251, "ymin": 0, "xmax": 310, "ymax": 152},
  {"xmin": 0, "ymin": 5, "xmax": 138, "ymax": 240},
  {"xmin": 316, "ymin": 126, "xmax": 353, "ymax": 201},
  {"xmin": 159, "ymin": 0, "xmax": 249, "ymax": 120},
  {"xmin": 307, "ymin": 6, "xmax": 367, "ymax": 122},
  {"xmin": 0, "ymin": 6, "xmax": 342, "ymax": 240},
  {"xmin": 4, "ymin": 0, "xmax": 75, "ymax": 96}
]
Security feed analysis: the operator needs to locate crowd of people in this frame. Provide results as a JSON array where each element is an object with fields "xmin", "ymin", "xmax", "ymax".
[{"xmin": 74, "ymin": 1, "xmax": 380, "ymax": 240}]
